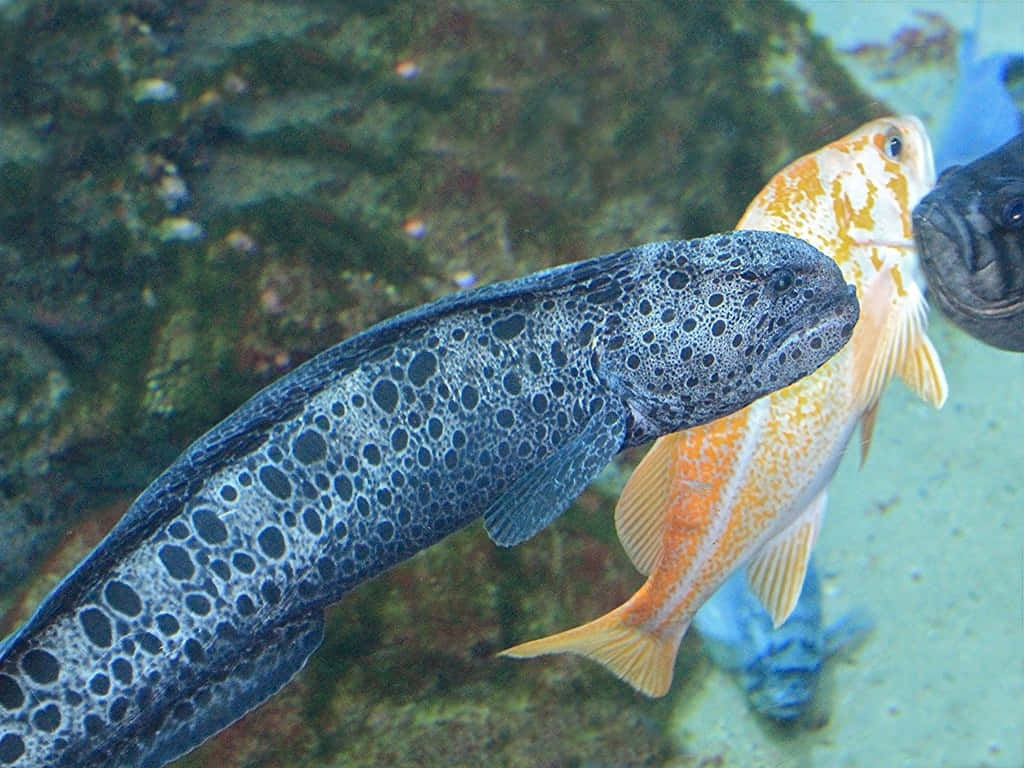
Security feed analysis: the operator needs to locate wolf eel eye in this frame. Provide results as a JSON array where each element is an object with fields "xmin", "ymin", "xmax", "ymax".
[{"xmin": 770, "ymin": 268, "xmax": 794, "ymax": 295}]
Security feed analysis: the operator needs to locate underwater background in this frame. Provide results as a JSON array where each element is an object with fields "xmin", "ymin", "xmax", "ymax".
[{"xmin": 0, "ymin": 1, "xmax": 1020, "ymax": 766}]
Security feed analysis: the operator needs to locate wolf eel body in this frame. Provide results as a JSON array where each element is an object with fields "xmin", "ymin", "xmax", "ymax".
[{"xmin": 0, "ymin": 231, "xmax": 857, "ymax": 767}]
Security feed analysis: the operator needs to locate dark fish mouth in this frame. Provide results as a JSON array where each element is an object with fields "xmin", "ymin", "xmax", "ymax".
[
  {"xmin": 914, "ymin": 199, "xmax": 1024, "ymax": 321},
  {"xmin": 913, "ymin": 201, "xmax": 976, "ymax": 312},
  {"xmin": 913, "ymin": 199, "xmax": 970, "ymax": 272},
  {"xmin": 936, "ymin": 281, "xmax": 1024, "ymax": 321}
]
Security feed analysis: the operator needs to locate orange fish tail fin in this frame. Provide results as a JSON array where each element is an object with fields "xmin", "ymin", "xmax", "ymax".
[{"xmin": 499, "ymin": 609, "xmax": 684, "ymax": 698}]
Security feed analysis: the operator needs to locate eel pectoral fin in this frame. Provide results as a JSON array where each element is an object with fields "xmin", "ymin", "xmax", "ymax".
[
  {"xmin": 483, "ymin": 401, "xmax": 627, "ymax": 547},
  {"xmin": 140, "ymin": 612, "xmax": 325, "ymax": 768}
]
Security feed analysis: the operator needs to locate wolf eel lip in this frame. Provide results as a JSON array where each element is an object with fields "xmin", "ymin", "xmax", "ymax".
[{"xmin": 767, "ymin": 283, "xmax": 859, "ymax": 361}]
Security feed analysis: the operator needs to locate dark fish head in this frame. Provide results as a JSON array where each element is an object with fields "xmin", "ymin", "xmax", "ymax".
[
  {"xmin": 744, "ymin": 666, "xmax": 819, "ymax": 721},
  {"xmin": 606, "ymin": 230, "xmax": 857, "ymax": 441},
  {"xmin": 912, "ymin": 133, "xmax": 1024, "ymax": 351}
]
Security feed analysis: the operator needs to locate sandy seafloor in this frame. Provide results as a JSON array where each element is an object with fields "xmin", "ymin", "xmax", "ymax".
[{"xmin": 668, "ymin": 3, "xmax": 1023, "ymax": 767}]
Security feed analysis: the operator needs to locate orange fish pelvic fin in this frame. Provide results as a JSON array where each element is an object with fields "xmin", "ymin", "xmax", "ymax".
[
  {"xmin": 498, "ymin": 607, "xmax": 684, "ymax": 698},
  {"xmin": 859, "ymin": 401, "xmax": 880, "ymax": 466},
  {"xmin": 851, "ymin": 261, "xmax": 948, "ymax": 414},
  {"xmin": 746, "ymin": 489, "xmax": 827, "ymax": 627}
]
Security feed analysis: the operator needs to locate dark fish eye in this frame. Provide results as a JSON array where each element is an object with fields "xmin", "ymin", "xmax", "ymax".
[
  {"xmin": 884, "ymin": 130, "xmax": 902, "ymax": 159},
  {"xmin": 770, "ymin": 268, "xmax": 794, "ymax": 294},
  {"xmin": 1001, "ymin": 197, "xmax": 1024, "ymax": 229}
]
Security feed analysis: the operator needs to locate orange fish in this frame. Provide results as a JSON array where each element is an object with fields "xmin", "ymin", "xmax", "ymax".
[{"xmin": 500, "ymin": 116, "xmax": 948, "ymax": 696}]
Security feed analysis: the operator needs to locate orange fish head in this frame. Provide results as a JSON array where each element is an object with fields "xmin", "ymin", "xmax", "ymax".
[
  {"xmin": 852, "ymin": 115, "xmax": 936, "ymax": 246},
  {"xmin": 739, "ymin": 115, "xmax": 937, "ymax": 277}
]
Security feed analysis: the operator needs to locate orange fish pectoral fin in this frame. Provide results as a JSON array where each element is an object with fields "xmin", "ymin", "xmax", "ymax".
[
  {"xmin": 896, "ymin": 317, "xmax": 947, "ymax": 409},
  {"xmin": 498, "ymin": 607, "xmax": 685, "ymax": 698},
  {"xmin": 746, "ymin": 490, "xmax": 827, "ymax": 627},
  {"xmin": 614, "ymin": 433, "xmax": 680, "ymax": 575},
  {"xmin": 851, "ymin": 262, "xmax": 948, "ymax": 412}
]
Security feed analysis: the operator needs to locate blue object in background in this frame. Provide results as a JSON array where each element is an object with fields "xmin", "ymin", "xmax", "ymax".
[
  {"xmin": 693, "ymin": 559, "xmax": 872, "ymax": 722},
  {"xmin": 933, "ymin": 6, "xmax": 1023, "ymax": 174}
]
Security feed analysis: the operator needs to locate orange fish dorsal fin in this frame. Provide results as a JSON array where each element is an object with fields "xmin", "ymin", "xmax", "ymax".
[
  {"xmin": 614, "ymin": 434, "xmax": 680, "ymax": 575},
  {"xmin": 851, "ymin": 260, "xmax": 949, "ymax": 413},
  {"xmin": 746, "ymin": 490, "xmax": 827, "ymax": 627},
  {"xmin": 499, "ymin": 607, "xmax": 682, "ymax": 697}
]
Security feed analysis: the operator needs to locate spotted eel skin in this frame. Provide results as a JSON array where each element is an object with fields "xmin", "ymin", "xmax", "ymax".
[{"xmin": 0, "ymin": 230, "xmax": 857, "ymax": 767}]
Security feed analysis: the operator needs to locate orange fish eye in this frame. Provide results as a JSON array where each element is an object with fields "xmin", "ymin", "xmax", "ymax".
[{"xmin": 883, "ymin": 129, "xmax": 903, "ymax": 160}]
